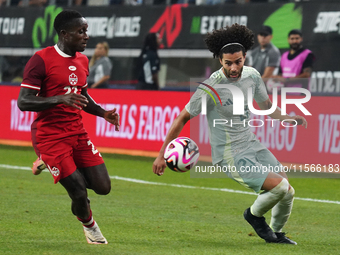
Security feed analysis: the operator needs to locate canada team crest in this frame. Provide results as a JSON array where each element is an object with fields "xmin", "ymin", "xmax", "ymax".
[
  {"xmin": 69, "ymin": 73, "xmax": 78, "ymax": 85},
  {"xmin": 46, "ymin": 164, "xmax": 60, "ymax": 177}
]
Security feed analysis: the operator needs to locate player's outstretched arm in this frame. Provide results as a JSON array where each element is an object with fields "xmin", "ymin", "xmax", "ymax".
[
  {"xmin": 258, "ymin": 98, "xmax": 308, "ymax": 128},
  {"xmin": 81, "ymin": 87, "xmax": 120, "ymax": 131},
  {"xmin": 285, "ymin": 115, "xmax": 308, "ymax": 128},
  {"xmin": 153, "ymin": 108, "xmax": 191, "ymax": 176},
  {"xmin": 17, "ymin": 87, "xmax": 89, "ymax": 112}
]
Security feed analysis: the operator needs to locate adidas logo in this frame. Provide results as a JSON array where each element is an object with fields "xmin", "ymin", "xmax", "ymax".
[{"xmin": 223, "ymin": 99, "xmax": 233, "ymax": 106}]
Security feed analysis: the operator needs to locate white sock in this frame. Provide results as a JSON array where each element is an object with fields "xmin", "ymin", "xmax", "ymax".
[
  {"xmin": 270, "ymin": 186, "xmax": 295, "ymax": 232},
  {"xmin": 250, "ymin": 178, "xmax": 289, "ymax": 217}
]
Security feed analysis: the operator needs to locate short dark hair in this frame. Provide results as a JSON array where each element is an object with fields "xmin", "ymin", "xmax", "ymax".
[
  {"xmin": 204, "ymin": 24, "xmax": 254, "ymax": 59},
  {"xmin": 288, "ymin": 29, "xmax": 302, "ymax": 37},
  {"xmin": 54, "ymin": 10, "xmax": 83, "ymax": 35},
  {"xmin": 258, "ymin": 26, "xmax": 273, "ymax": 36}
]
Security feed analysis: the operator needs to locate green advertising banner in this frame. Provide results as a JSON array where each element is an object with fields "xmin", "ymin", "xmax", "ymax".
[
  {"xmin": 0, "ymin": 3, "xmax": 339, "ymax": 94},
  {"xmin": 0, "ymin": 3, "xmax": 326, "ymax": 50}
]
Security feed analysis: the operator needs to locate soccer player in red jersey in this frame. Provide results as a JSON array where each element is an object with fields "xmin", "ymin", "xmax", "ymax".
[{"xmin": 17, "ymin": 10, "xmax": 119, "ymax": 244}]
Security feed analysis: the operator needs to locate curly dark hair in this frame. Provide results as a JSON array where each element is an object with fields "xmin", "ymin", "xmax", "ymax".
[
  {"xmin": 140, "ymin": 33, "xmax": 159, "ymax": 54},
  {"xmin": 204, "ymin": 24, "xmax": 254, "ymax": 59}
]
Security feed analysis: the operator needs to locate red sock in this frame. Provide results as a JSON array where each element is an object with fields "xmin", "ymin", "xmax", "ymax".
[{"xmin": 77, "ymin": 210, "xmax": 95, "ymax": 228}]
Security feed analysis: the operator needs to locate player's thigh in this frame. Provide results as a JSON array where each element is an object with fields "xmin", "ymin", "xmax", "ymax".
[
  {"xmin": 79, "ymin": 163, "xmax": 111, "ymax": 195},
  {"xmin": 255, "ymin": 146, "xmax": 291, "ymax": 190},
  {"xmin": 255, "ymin": 147, "xmax": 288, "ymax": 180},
  {"xmin": 59, "ymin": 169, "xmax": 88, "ymax": 200},
  {"xmin": 73, "ymin": 135, "xmax": 110, "ymax": 194},
  {"xmin": 261, "ymin": 171, "xmax": 286, "ymax": 191}
]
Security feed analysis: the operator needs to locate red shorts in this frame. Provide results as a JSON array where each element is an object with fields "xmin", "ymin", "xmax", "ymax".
[{"xmin": 35, "ymin": 134, "xmax": 104, "ymax": 183}]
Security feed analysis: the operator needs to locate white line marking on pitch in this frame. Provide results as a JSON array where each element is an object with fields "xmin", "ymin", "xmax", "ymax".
[{"xmin": 1, "ymin": 164, "xmax": 340, "ymax": 205}]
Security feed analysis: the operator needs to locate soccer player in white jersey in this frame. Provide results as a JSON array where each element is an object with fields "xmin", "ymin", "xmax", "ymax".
[{"xmin": 153, "ymin": 24, "xmax": 307, "ymax": 244}]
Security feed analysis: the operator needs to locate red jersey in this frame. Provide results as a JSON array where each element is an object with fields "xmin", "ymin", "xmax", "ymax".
[{"xmin": 21, "ymin": 45, "xmax": 89, "ymax": 142}]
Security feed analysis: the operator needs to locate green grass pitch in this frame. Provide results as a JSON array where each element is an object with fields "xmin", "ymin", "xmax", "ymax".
[{"xmin": 0, "ymin": 144, "xmax": 339, "ymax": 254}]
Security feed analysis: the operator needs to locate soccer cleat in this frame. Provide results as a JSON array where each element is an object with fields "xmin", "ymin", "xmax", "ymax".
[
  {"xmin": 243, "ymin": 207, "xmax": 277, "ymax": 242},
  {"xmin": 266, "ymin": 232, "xmax": 297, "ymax": 245},
  {"xmin": 83, "ymin": 222, "xmax": 108, "ymax": 244},
  {"xmin": 32, "ymin": 158, "xmax": 46, "ymax": 175}
]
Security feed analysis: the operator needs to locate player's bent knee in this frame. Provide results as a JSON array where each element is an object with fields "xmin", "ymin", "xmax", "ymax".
[
  {"xmin": 287, "ymin": 185, "xmax": 295, "ymax": 199},
  {"xmin": 93, "ymin": 181, "xmax": 111, "ymax": 195},
  {"xmin": 71, "ymin": 188, "xmax": 88, "ymax": 202},
  {"xmin": 270, "ymin": 178, "xmax": 289, "ymax": 197}
]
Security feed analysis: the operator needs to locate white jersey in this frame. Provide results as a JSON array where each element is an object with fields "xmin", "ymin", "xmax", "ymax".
[{"xmin": 185, "ymin": 66, "xmax": 269, "ymax": 165}]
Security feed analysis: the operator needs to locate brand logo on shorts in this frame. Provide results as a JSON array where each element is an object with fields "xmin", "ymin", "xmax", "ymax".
[
  {"xmin": 46, "ymin": 164, "xmax": 60, "ymax": 177},
  {"xmin": 69, "ymin": 73, "xmax": 78, "ymax": 85},
  {"xmin": 69, "ymin": 66, "xmax": 77, "ymax": 71}
]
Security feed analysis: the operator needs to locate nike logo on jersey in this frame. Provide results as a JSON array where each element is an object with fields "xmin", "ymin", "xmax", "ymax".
[{"xmin": 69, "ymin": 66, "xmax": 77, "ymax": 71}]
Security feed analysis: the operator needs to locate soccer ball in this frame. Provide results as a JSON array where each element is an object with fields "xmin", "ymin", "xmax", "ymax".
[{"xmin": 164, "ymin": 137, "xmax": 200, "ymax": 172}]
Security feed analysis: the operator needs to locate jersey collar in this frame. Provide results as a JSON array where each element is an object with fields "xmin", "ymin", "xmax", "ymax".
[{"xmin": 54, "ymin": 44, "xmax": 73, "ymax": 58}]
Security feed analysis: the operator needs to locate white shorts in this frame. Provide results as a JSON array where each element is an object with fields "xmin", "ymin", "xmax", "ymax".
[{"xmin": 217, "ymin": 140, "xmax": 282, "ymax": 193}]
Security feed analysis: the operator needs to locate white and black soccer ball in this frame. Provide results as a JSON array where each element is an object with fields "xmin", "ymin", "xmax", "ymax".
[{"xmin": 164, "ymin": 137, "xmax": 200, "ymax": 172}]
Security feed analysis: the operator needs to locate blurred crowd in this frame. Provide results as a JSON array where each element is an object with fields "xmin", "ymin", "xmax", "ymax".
[
  {"xmin": 0, "ymin": 0, "xmax": 321, "ymax": 7},
  {"xmin": 0, "ymin": 0, "xmax": 320, "ymax": 90}
]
